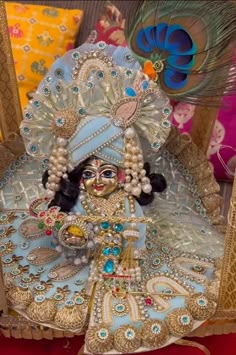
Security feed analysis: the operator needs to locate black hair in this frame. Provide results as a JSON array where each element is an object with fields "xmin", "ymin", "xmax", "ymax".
[
  {"xmin": 42, "ymin": 159, "xmax": 89, "ymax": 212},
  {"xmin": 42, "ymin": 160, "xmax": 167, "ymax": 211},
  {"xmin": 136, "ymin": 162, "xmax": 167, "ymax": 206}
]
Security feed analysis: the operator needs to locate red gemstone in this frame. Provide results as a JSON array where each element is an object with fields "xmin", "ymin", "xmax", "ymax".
[
  {"xmin": 145, "ymin": 297, "xmax": 153, "ymax": 306},
  {"xmin": 46, "ymin": 229, "xmax": 52, "ymax": 236}
]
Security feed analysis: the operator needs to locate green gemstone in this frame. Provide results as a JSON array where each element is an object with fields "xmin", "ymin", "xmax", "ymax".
[
  {"xmin": 56, "ymin": 85, "xmax": 62, "ymax": 92},
  {"xmin": 111, "ymin": 70, "xmax": 117, "ymax": 77},
  {"xmin": 54, "ymin": 293, "xmax": 63, "ymax": 300},
  {"xmin": 152, "ymin": 325, "xmax": 160, "ymax": 334},
  {"xmin": 55, "ymin": 221, "xmax": 62, "ymax": 231},
  {"xmin": 73, "ymin": 86, "xmax": 79, "ymax": 93},
  {"xmin": 65, "ymin": 300, "xmax": 74, "ymax": 306},
  {"xmin": 151, "ymin": 229, "xmax": 157, "ymax": 235},
  {"xmin": 35, "ymin": 295, "xmax": 45, "ymax": 303},
  {"xmin": 25, "ymin": 112, "xmax": 32, "ymax": 119},
  {"xmin": 98, "ymin": 329, "xmax": 108, "ymax": 339},
  {"xmin": 75, "ymin": 279, "xmax": 84, "ymax": 286},
  {"xmin": 114, "ymin": 223, "xmax": 123, "ymax": 232},
  {"xmin": 23, "ymin": 127, "xmax": 30, "ymax": 134},
  {"xmin": 22, "ymin": 277, "xmax": 31, "ymax": 282},
  {"xmin": 126, "ymin": 70, "xmax": 132, "ymax": 77},
  {"xmin": 153, "ymin": 258, "xmax": 160, "ymax": 266},
  {"xmin": 181, "ymin": 316, "xmax": 190, "ymax": 324},
  {"xmin": 146, "ymin": 242, "xmax": 152, "ymax": 249},
  {"xmin": 125, "ymin": 54, "xmax": 133, "ymax": 61},
  {"xmin": 33, "ymin": 100, "xmax": 40, "ymax": 108},
  {"xmin": 4, "ymin": 257, "xmax": 12, "ymax": 264},
  {"xmin": 164, "ymin": 108, "xmax": 170, "ymax": 115},
  {"xmin": 97, "ymin": 71, "xmax": 104, "ymax": 79},
  {"xmin": 101, "ymin": 221, "xmax": 110, "ymax": 230},
  {"xmin": 38, "ymin": 222, "xmax": 44, "ymax": 230},
  {"xmin": 55, "ymin": 69, "xmax": 63, "ymax": 78},
  {"xmin": 87, "ymin": 81, "xmax": 93, "ymax": 88},
  {"xmin": 198, "ymin": 299, "xmax": 206, "ymax": 306},
  {"xmin": 162, "ymin": 120, "xmax": 170, "ymax": 128},
  {"xmin": 72, "ymin": 51, "xmax": 80, "ymax": 59},
  {"xmin": 162, "ymin": 246, "xmax": 169, "ymax": 253},
  {"xmin": 43, "ymin": 87, "xmax": 50, "ymax": 96},
  {"xmin": 152, "ymin": 141, "xmax": 160, "ymax": 149},
  {"xmin": 75, "ymin": 297, "xmax": 84, "ymax": 305},
  {"xmin": 126, "ymin": 329, "xmax": 134, "ymax": 339},
  {"xmin": 29, "ymin": 144, "xmax": 37, "ymax": 153},
  {"xmin": 78, "ymin": 107, "xmax": 86, "ymax": 115}
]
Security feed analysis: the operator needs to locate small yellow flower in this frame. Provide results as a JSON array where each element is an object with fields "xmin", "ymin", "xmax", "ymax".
[{"xmin": 67, "ymin": 225, "xmax": 84, "ymax": 237}]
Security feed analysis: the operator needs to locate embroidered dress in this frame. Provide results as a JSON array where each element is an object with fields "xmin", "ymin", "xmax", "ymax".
[{"xmin": 1, "ymin": 1, "xmax": 236, "ymax": 352}]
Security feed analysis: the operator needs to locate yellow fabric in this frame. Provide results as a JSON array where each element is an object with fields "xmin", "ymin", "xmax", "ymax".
[{"xmin": 6, "ymin": 2, "xmax": 83, "ymax": 109}]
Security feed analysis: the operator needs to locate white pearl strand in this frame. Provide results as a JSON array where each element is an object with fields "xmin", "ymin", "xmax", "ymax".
[
  {"xmin": 46, "ymin": 137, "xmax": 69, "ymax": 198},
  {"xmin": 123, "ymin": 127, "xmax": 152, "ymax": 197}
]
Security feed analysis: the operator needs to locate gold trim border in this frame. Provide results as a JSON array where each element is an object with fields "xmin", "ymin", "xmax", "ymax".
[{"xmin": 0, "ymin": 1, "xmax": 23, "ymax": 140}]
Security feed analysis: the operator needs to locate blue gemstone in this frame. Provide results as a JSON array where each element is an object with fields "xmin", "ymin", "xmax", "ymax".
[
  {"xmin": 102, "ymin": 247, "xmax": 111, "ymax": 256},
  {"xmin": 142, "ymin": 80, "xmax": 149, "ymax": 90},
  {"xmin": 101, "ymin": 221, "xmax": 110, "ymax": 230},
  {"xmin": 103, "ymin": 259, "xmax": 114, "ymax": 274},
  {"xmin": 114, "ymin": 223, "xmax": 123, "ymax": 232},
  {"xmin": 112, "ymin": 247, "xmax": 121, "ymax": 256},
  {"xmin": 125, "ymin": 87, "xmax": 136, "ymax": 97}
]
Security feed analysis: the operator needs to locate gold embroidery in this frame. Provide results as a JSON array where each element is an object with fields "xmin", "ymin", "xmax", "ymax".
[
  {"xmin": 166, "ymin": 308, "xmax": 193, "ymax": 336},
  {"xmin": 114, "ymin": 325, "xmax": 141, "ymax": 353},
  {"xmin": 85, "ymin": 325, "xmax": 114, "ymax": 354},
  {"xmin": 141, "ymin": 319, "xmax": 169, "ymax": 349},
  {"xmin": 27, "ymin": 295, "xmax": 57, "ymax": 322},
  {"xmin": 186, "ymin": 293, "xmax": 216, "ymax": 320}
]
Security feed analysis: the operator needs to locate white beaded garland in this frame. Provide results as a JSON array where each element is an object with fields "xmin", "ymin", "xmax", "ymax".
[
  {"xmin": 46, "ymin": 139, "xmax": 69, "ymax": 198},
  {"xmin": 124, "ymin": 126, "xmax": 152, "ymax": 197}
]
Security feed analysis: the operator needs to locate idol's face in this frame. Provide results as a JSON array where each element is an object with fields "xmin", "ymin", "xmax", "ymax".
[{"xmin": 81, "ymin": 157, "xmax": 119, "ymax": 197}]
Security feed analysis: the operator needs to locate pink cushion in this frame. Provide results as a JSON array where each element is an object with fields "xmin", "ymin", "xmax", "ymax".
[{"xmin": 171, "ymin": 98, "xmax": 236, "ymax": 181}]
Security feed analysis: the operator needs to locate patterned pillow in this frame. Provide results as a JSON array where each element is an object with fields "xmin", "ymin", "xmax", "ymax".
[
  {"xmin": 86, "ymin": 2, "xmax": 126, "ymax": 46},
  {"xmin": 171, "ymin": 99, "xmax": 236, "ymax": 181},
  {"xmin": 6, "ymin": 2, "xmax": 83, "ymax": 109}
]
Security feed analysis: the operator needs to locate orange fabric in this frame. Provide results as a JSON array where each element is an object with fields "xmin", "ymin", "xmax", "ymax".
[
  {"xmin": 6, "ymin": 2, "xmax": 83, "ymax": 109},
  {"xmin": 143, "ymin": 60, "xmax": 157, "ymax": 81}
]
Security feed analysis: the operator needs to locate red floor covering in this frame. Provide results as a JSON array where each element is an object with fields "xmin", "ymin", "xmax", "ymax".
[{"xmin": 1, "ymin": 334, "xmax": 236, "ymax": 355}]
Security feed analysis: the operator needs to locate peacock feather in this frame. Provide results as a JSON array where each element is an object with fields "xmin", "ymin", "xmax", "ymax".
[{"xmin": 125, "ymin": 0, "xmax": 236, "ymax": 105}]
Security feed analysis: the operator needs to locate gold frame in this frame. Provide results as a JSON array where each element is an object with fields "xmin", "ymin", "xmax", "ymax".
[
  {"xmin": 0, "ymin": 0, "xmax": 23, "ymax": 140},
  {"xmin": 0, "ymin": 0, "xmax": 236, "ymax": 339}
]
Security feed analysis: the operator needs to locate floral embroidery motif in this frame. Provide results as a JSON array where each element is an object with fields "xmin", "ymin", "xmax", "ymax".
[
  {"xmin": 207, "ymin": 120, "xmax": 225, "ymax": 158},
  {"xmin": 31, "ymin": 59, "xmax": 48, "ymax": 76},
  {"xmin": 8, "ymin": 23, "xmax": 24, "ymax": 38},
  {"xmin": 37, "ymin": 31, "xmax": 54, "ymax": 46}
]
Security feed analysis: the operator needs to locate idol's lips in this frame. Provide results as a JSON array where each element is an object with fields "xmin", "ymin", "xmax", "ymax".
[{"xmin": 93, "ymin": 184, "xmax": 104, "ymax": 191}]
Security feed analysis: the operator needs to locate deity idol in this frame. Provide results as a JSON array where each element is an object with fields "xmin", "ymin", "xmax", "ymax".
[{"xmin": 1, "ymin": 1, "xmax": 236, "ymax": 353}]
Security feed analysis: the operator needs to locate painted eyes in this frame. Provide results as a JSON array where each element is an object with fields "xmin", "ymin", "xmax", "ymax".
[
  {"xmin": 82, "ymin": 170, "xmax": 95, "ymax": 179},
  {"xmin": 101, "ymin": 169, "xmax": 117, "ymax": 179},
  {"xmin": 82, "ymin": 169, "xmax": 117, "ymax": 180}
]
